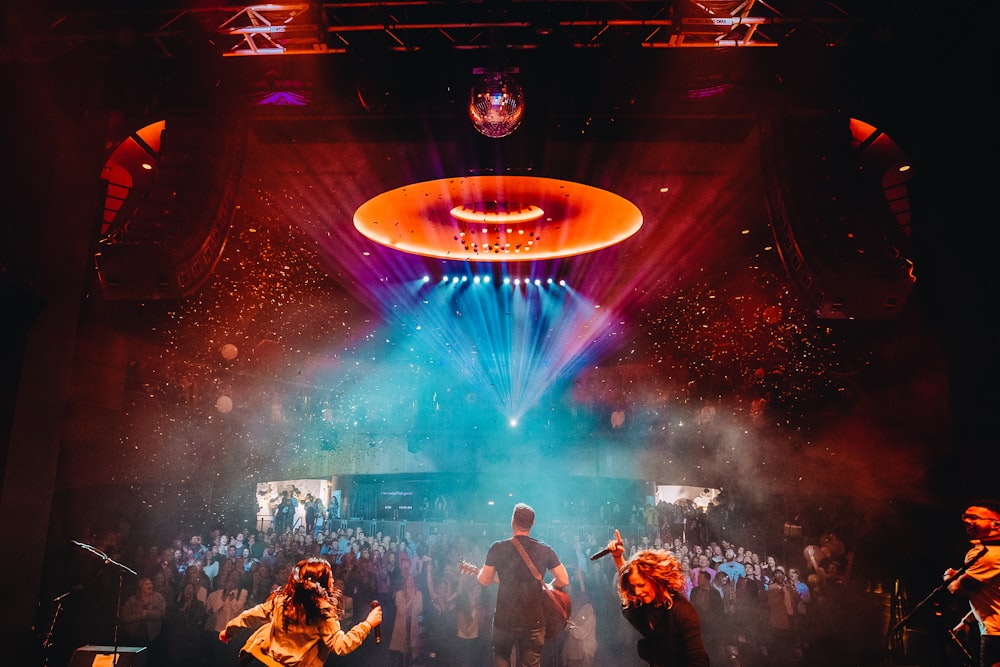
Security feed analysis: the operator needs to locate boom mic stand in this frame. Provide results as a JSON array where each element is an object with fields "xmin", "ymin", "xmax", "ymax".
[
  {"xmin": 887, "ymin": 544, "xmax": 988, "ymax": 665},
  {"xmin": 72, "ymin": 540, "xmax": 138, "ymax": 666},
  {"xmin": 42, "ymin": 588, "xmax": 76, "ymax": 667}
]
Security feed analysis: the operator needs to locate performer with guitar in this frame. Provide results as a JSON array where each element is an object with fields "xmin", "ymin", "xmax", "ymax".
[
  {"xmin": 598, "ymin": 529, "xmax": 709, "ymax": 667},
  {"xmin": 945, "ymin": 500, "xmax": 1000, "ymax": 667},
  {"xmin": 466, "ymin": 502, "xmax": 570, "ymax": 667}
]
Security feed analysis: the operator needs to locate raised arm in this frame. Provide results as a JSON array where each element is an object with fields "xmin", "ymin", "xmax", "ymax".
[{"xmin": 608, "ymin": 529, "xmax": 626, "ymax": 570}]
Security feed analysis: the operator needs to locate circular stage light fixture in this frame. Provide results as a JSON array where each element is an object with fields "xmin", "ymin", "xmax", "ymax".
[{"xmin": 353, "ymin": 176, "xmax": 643, "ymax": 262}]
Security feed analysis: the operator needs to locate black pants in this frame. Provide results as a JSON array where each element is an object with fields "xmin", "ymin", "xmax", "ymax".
[
  {"xmin": 492, "ymin": 625, "xmax": 545, "ymax": 667},
  {"xmin": 982, "ymin": 634, "xmax": 1000, "ymax": 667}
]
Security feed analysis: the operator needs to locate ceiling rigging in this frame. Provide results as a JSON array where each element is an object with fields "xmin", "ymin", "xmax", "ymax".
[{"xmin": 8, "ymin": 1, "xmax": 872, "ymax": 62}]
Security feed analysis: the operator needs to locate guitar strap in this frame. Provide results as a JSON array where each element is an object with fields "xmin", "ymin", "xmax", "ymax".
[
  {"xmin": 510, "ymin": 536, "xmax": 570, "ymax": 639},
  {"xmin": 510, "ymin": 536, "xmax": 545, "ymax": 585}
]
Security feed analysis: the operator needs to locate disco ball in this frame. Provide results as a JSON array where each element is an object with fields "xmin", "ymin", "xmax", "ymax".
[{"xmin": 468, "ymin": 72, "xmax": 525, "ymax": 138}]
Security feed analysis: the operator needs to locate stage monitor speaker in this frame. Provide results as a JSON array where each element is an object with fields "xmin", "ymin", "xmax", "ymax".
[{"xmin": 68, "ymin": 645, "xmax": 147, "ymax": 667}]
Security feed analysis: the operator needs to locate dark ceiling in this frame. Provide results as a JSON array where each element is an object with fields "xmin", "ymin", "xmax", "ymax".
[{"xmin": 1, "ymin": 0, "xmax": 996, "ymax": 495}]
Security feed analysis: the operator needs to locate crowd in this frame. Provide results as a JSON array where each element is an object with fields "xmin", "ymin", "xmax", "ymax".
[{"xmin": 65, "ymin": 496, "xmax": 866, "ymax": 667}]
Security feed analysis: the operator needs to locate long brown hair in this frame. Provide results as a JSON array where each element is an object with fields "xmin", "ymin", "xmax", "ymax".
[
  {"xmin": 276, "ymin": 558, "xmax": 342, "ymax": 626},
  {"xmin": 617, "ymin": 549, "xmax": 687, "ymax": 609}
]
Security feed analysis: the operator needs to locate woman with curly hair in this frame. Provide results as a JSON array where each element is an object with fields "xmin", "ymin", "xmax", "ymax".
[
  {"xmin": 219, "ymin": 557, "xmax": 382, "ymax": 667},
  {"xmin": 603, "ymin": 530, "xmax": 709, "ymax": 667}
]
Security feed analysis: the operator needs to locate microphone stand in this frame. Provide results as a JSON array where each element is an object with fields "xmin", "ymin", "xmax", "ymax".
[
  {"xmin": 72, "ymin": 541, "xmax": 138, "ymax": 666},
  {"xmin": 42, "ymin": 589, "xmax": 75, "ymax": 667},
  {"xmin": 887, "ymin": 544, "xmax": 989, "ymax": 662},
  {"xmin": 946, "ymin": 611, "xmax": 976, "ymax": 666}
]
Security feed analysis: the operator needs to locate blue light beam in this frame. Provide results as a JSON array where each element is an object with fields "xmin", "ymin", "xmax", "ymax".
[{"xmin": 405, "ymin": 269, "xmax": 618, "ymax": 422}]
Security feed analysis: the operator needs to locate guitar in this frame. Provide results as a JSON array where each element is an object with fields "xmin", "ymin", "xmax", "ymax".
[
  {"xmin": 458, "ymin": 561, "xmax": 571, "ymax": 638},
  {"xmin": 540, "ymin": 585, "xmax": 572, "ymax": 637}
]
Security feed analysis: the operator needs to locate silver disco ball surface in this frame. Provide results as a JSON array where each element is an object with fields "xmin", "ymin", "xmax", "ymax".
[{"xmin": 468, "ymin": 72, "xmax": 525, "ymax": 138}]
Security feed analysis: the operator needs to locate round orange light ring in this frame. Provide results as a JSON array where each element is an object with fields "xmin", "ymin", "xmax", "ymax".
[
  {"xmin": 353, "ymin": 176, "xmax": 643, "ymax": 262},
  {"xmin": 449, "ymin": 203, "xmax": 545, "ymax": 225}
]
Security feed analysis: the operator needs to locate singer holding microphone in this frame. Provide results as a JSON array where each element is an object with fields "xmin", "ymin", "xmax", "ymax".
[
  {"xmin": 945, "ymin": 500, "xmax": 1000, "ymax": 667},
  {"xmin": 219, "ymin": 557, "xmax": 381, "ymax": 666},
  {"xmin": 595, "ymin": 529, "xmax": 709, "ymax": 667}
]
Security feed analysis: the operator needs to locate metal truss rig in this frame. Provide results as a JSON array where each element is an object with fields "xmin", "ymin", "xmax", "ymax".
[{"xmin": 10, "ymin": 0, "xmax": 863, "ymax": 61}]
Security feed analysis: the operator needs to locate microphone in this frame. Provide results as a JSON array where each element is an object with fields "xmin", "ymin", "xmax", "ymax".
[
  {"xmin": 371, "ymin": 600, "xmax": 381, "ymax": 643},
  {"xmin": 592, "ymin": 529, "xmax": 624, "ymax": 561},
  {"xmin": 53, "ymin": 585, "xmax": 83, "ymax": 603}
]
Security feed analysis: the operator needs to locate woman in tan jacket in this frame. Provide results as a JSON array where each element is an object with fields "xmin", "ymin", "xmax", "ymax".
[{"xmin": 220, "ymin": 557, "xmax": 382, "ymax": 667}]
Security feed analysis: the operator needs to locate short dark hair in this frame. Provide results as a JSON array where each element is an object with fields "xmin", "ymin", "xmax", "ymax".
[
  {"xmin": 512, "ymin": 503, "xmax": 535, "ymax": 530},
  {"xmin": 967, "ymin": 499, "xmax": 1000, "ymax": 517}
]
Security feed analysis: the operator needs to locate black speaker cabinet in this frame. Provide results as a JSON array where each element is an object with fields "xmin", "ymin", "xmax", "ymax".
[{"xmin": 68, "ymin": 645, "xmax": 147, "ymax": 667}]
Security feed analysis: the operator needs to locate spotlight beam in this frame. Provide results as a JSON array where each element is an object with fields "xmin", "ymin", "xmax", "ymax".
[{"xmin": 403, "ymin": 270, "xmax": 618, "ymax": 422}]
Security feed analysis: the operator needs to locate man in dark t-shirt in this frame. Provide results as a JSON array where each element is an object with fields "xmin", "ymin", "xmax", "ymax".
[{"xmin": 477, "ymin": 503, "xmax": 570, "ymax": 667}]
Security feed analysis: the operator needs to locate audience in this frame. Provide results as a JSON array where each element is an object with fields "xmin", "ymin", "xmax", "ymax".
[{"xmin": 68, "ymin": 493, "xmax": 865, "ymax": 667}]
